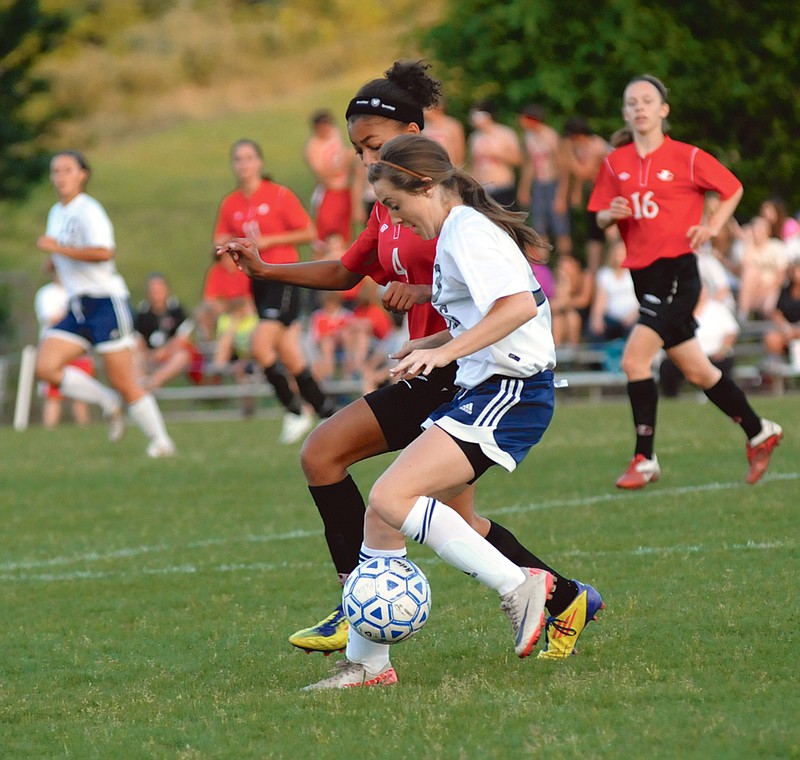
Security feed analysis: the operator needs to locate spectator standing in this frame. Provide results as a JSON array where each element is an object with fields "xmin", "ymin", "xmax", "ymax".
[
  {"xmin": 304, "ymin": 109, "xmax": 360, "ymax": 246},
  {"xmin": 467, "ymin": 101, "xmax": 523, "ymax": 209},
  {"xmin": 517, "ymin": 104, "xmax": 571, "ymax": 257},
  {"xmin": 556, "ymin": 117, "xmax": 610, "ymax": 273},
  {"xmin": 423, "ymin": 99, "xmax": 466, "ymax": 167}
]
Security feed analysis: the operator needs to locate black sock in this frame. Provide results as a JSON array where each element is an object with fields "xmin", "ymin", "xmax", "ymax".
[
  {"xmin": 264, "ymin": 364, "xmax": 302, "ymax": 414},
  {"xmin": 308, "ymin": 475, "xmax": 365, "ymax": 581},
  {"xmin": 703, "ymin": 375, "xmax": 762, "ymax": 439},
  {"xmin": 627, "ymin": 378, "xmax": 658, "ymax": 459},
  {"xmin": 294, "ymin": 369, "xmax": 336, "ymax": 417},
  {"xmin": 485, "ymin": 521, "xmax": 578, "ymax": 616}
]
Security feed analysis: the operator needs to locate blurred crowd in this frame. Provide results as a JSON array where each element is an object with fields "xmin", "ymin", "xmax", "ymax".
[{"xmin": 35, "ymin": 103, "xmax": 800, "ymax": 428}]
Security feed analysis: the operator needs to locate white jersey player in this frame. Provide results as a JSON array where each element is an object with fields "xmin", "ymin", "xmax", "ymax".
[{"xmin": 35, "ymin": 150, "xmax": 174, "ymax": 457}]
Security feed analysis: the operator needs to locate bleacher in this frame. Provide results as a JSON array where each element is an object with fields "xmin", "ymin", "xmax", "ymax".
[{"xmin": 5, "ymin": 318, "xmax": 800, "ymax": 426}]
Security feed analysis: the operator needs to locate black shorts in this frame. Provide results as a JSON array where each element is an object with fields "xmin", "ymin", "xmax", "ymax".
[
  {"xmin": 364, "ymin": 363, "xmax": 459, "ymax": 452},
  {"xmin": 251, "ymin": 279, "xmax": 300, "ymax": 326},
  {"xmin": 586, "ymin": 210, "xmax": 606, "ymax": 242},
  {"xmin": 630, "ymin": 253, "xmax": 700, "ymax": 349}
]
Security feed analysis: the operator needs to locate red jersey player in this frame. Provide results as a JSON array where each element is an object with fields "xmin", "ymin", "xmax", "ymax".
[
  {"xmin": 222, "ymin": 62, "xmax": 603, "ymax": 683},
  {"xmin": 588, "ymin": 74, "xmax": 782, "ymax": 489}
]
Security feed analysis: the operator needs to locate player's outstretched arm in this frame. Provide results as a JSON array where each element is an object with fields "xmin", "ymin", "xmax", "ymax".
[{"xmin": 219, "ymin": 238, "xmax": 362, "ymax": 291}]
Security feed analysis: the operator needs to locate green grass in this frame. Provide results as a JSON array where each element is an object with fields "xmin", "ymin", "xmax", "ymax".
[
  {"xmin": 1, "ymin": 396, "xmax": 798, "ymax": 759},
  {"xmin": 0, "ymin": 71, "xmax": 369, "ymax": 350}
]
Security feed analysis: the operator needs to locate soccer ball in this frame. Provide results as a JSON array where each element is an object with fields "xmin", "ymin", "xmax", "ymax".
[{"xmin": 342, "ymin": 556, "xmax": 431, "ymax": 643}]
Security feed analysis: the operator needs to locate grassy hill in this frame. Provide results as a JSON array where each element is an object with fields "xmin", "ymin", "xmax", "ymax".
[{"xmin": 0, "ymin": 0, "xmax": 444, "ymax": 351}]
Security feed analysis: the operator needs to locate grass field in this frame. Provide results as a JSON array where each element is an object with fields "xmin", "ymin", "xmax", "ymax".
[{"xmin": 1, "ymin": 395, "xmax": 797, "ymax": 759}]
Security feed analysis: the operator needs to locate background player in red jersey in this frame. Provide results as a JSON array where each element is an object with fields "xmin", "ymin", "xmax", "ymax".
[
  {"xmin": 222, "ymin": 61, "xmax": 602, "ymax": 667},
  {"xmin": 213, "ymin": 139, "xmax": 336, "ymax": 444},
  {"xmin": 588, "ymin": 75, "xmax": 782, "ymax": 489}
]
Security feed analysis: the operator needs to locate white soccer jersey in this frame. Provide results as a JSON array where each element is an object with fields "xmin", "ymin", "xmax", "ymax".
[
  {"xmin": 45, "ymin": 193, "xmax": 128, "ymax": 298},
  {"xmin": 434, "ymin": 205, "xmax": 556, "ymax": 388}
]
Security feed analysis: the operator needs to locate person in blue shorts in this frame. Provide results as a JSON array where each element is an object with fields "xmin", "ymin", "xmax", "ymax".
[
  {"xmin": 35, "ymin": 150, "xmax": 175, "ymax": 457},
  {"xmin": 288, "ymin": 134, "xmax": 603, "ymax": 689}
]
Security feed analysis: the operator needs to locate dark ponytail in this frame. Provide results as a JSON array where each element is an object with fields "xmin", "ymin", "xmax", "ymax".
[{"xmin": 369, "ymin": 134, "xmax": 549, "ymax": 263}]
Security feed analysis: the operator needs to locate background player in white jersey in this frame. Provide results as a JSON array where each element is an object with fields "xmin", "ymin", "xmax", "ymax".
[
  {"xmin": 35, "ymin": 150, "xmax": 175, "ymax": 458},
  {"xmin": 299, "ymin": 134, "xmax": 583, "ymax": 689}
]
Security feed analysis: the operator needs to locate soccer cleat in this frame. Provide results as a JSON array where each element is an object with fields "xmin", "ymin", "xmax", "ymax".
[
  {"xmin": 279, "ymin": 410, "xmax": 313, "ymax": 445},
  {"xmin": 301, "ymin": 659, "xmax": 398, "ymax": 691},
  {"xmin": 746, "ymin": 419, "xmax": 783, "ymax": 485},
  {"xmin": 289, "ymin": 603, "xmax": 349, "ymax": 654},
  {"xmin": 537, "ymin": 580, "xmax": 604, "ymax": 660},
  {"xmin": 107, "ymin": 401, "xmax": 126, "ymax": 443},
  {"xmin": 500, "ymin": 568, "xmax": 555, "ymax": 658},
  {"xmin": 146, "ymin": 438, "xmax": 176, "ymax": 458},
  {"xmin": 615, "ymin": 453, "xmax": 660, "ymax": 490}
]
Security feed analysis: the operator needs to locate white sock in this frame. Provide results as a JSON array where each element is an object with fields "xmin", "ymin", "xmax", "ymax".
[
  {"xmin": 401, "ymin": 496, "xmax": 525, "ymax": 596},
  {"xmin": 59, "ymin": 365, "xmax": 119, "ymax": 415},
  {"xmin": 128, "ymin": 394, "xmax": 170, "ymax": 444},
  {"xmin": 344, "ymin": 543, "xmax": 405, "ymax": 673}
]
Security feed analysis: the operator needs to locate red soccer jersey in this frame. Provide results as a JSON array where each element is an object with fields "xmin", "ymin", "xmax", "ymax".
[
  {"xmin": 340, "ymin": 202, "xmax": 445, "ymax": 340},
  {"xmin": 588, "ymin": 136, "xmax": 742, "ymax": 269},
  {"xmin": 202, "ymin": 260, "xmax": 252, "ymax": 301},
  {"xmin": 214, "ymin": 180, "xmax": 311, "ymax": 265}
]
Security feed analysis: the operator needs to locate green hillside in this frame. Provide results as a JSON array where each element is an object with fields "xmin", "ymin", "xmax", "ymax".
[{"xmin": 0, "ymin": 0, "xmax": 444, "ymax": 350}]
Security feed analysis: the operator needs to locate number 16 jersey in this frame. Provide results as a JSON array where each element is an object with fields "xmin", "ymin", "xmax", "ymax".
[{"xmin": 588, "ymin": 135, "xmax": 741, "ymax": 270}]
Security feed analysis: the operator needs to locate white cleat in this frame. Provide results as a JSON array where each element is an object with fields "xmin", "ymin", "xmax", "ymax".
[
  {"xmin": 107, "ymin": 402, "xmax": 126, "ymax": 443},
  {"xmin": 500, "ymin": 568, "xmax": 555, "ymax": 658},
  {"xmin": 301, "ymin": 659, "xmax": 398, "ymax": 691},
  {"xmin": 146, "ymin": 438, "xmax": 176, "ymax": 458},
  {"xmin": 279, "ymin": 410, "xmax": 313, "ymax": 445}
]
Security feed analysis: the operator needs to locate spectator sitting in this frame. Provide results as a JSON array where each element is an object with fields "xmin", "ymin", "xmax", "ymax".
[
  {"xmin": 134, "ymin": 273, "xmax": 198, "ymax": 391},
  {"xmin": 199, "ymin": 252, "xmax": 254, "ymax": 341},
  {"xmin": 659, "ymin": 289, "xmax": 740, "ymax": 397},
  {"xmin": 737, "ymin": 215, "xmax": 790, "ymax": 322},
  {"xmin": 588, "ymin": 238, "xmax": 638, "ymax": 342},
  {"xmin": 202, "ymin": 296, "xmax": 260, "ymax": 417},
  {"xmin": 309, "ymin": 290, "xmax": 355, "ymax": 383},
  {"xmin": 763, "ymin": 259, "xmax": 800, "ymax": 366},
  {"xmin": 345, "ymin": 278, "xmax": 402, "ymax": 393},
  {"xmin": 551, "ymin": 253, "xmax": 594, "ymax": 348}
]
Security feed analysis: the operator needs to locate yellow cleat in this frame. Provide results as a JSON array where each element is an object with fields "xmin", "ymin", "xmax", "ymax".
[
  {"xmin": 289, "ymin": 603, "xmax": 349, "ymax": 654},
  {"xmin": 537, "ymin": 581, "xmax": 604, "ymax": 660}
]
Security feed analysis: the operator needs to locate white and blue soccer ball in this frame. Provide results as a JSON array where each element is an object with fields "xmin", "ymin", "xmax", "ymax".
[{"xmin": 342, "ymin": 556, "xmax": 431, "ymax": 643}]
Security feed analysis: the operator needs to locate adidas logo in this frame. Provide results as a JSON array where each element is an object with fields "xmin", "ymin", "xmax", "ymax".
[{"xmin": 459, "ymin": 403, "xmax": 474, "ymax": 414}]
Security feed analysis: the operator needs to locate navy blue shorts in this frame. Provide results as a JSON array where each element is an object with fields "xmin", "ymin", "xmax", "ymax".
[
  {"xmin": 47, "ymin": 295, "xmax": 136, "ymax": 353},
  {"xmin": 422, "ymin": 370, "xmax": 555, "ymax": 474}
]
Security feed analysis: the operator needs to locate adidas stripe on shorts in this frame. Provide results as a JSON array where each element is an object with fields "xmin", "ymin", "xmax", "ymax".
[{"xmin": 421, "ymin": 370, "xmax": 555, "ymax": 473}]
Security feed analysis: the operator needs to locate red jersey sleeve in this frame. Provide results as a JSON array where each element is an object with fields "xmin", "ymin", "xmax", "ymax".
[
  {"xmin": 691, "ymin": 148, "xmax": 742, "ymax": 199},
  {"xmin": 340, "ymin": 205, "xmax": 390, "ymax": 285},
  {"xmin": 277, "ymin": 185, "xmax": 313, "ymax": 230},
  {"xmin": 213, "ymin": 193, "xmax": 237, "ymax": 239},
  {"xmin": 587, "ymin": 157, "xmax": 617, "ymax": 212}
]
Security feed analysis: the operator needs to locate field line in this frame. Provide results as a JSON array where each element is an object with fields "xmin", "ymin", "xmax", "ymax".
[{"xmin": 1, "ymin": 472, "xmax": 796, "ymax": 581}]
